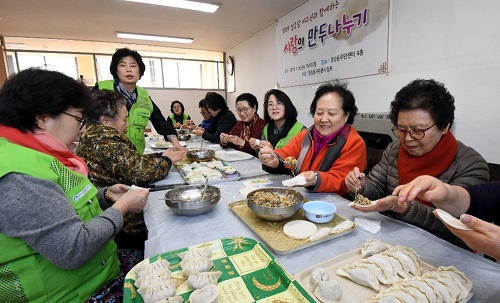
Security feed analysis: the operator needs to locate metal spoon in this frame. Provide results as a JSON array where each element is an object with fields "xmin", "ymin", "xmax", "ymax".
[
  {"xmin": 199, "ymin": 178, "xmax": 209, "ymax": 202},
  {"xmin": 199, "ymin": 138, "xmax": 205, "ymax": 151},
  {"xmin": 271, "ymin": 153, "xmax": 295, "ymax": 176}
]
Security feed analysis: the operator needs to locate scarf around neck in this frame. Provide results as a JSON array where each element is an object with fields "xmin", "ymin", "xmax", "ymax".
[
  {"xmin": 398, "ymin": 131, "xmax": 458, "ymax": 205},
  {"xmin": 242, "ymin": 115, "xmax": 259, "ymax": 141},
  {"xmin": 115, "ymin": 80, "xmax": 137, "ymax": 107},
  {"xmin": 0, "ymin": 125, "xmax": 89, "ymax": 176},
  {"xmin": 312, "ymin": 124, "xmax": 346, "ymax": 158}
]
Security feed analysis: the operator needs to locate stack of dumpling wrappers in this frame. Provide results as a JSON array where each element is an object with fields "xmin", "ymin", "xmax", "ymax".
[
  {"xmin": 133, "ymin": 246, "xmax": 221, "ymax": 303},
  {"xmin": 305, "ymin": 239, "xmax": 473, "ymax": 303}
]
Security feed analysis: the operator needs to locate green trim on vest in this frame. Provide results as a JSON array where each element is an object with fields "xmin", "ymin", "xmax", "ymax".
[
  {"xmin": 0, "ymin": 138, "xmax": 119, "ymax": 303},
  {"xmin": 169, "ymin": 113, "xmax": 189, "ymax": 125},
  {"xmin": 264, "ymin": 121, "xmax": 305, "ymax": 149},
  {"xmin": 97, "ymin": 80, "xmax": 153, "ymax": 154}
]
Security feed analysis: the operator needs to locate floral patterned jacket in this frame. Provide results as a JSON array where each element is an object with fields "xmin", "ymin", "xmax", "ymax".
[{"xmin": 77, "ymin": 124, "xmax": 172, "ymax": 188}]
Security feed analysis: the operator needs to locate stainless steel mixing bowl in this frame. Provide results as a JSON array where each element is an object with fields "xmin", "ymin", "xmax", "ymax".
[
  {"xmin": 186, "ymin": 149, "xmax": 215, "ymax": 162},
  {"xmin": 247, "ymin": 187, "xmax": 304, "ymax": 221},
  {"xmin": 164, "ymin": 184, "xmax": 220, "ymax": 216}
]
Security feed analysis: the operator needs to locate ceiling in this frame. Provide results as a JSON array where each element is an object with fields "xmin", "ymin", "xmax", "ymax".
[{"xmin": 0, "ymin": 0, "xmax": 307, "ymax": 56}]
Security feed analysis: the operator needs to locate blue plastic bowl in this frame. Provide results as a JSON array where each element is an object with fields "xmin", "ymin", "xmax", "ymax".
[{"xmin": 303, "ymin": 201, "xmax": 336, "ymax": 223}]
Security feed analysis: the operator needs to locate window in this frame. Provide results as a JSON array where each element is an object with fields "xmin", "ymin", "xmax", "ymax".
[{"xmin": 6, "ymin": 50, "xmax": 224, "ymax": 90}]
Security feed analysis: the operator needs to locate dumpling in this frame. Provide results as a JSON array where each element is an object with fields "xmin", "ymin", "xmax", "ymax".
[
  {"xmin": 178, "ymin": 246, "xmax": 213, "ymax": 260},
  {"xmin": 329, "ymin": 220, "xmax": 354, "ymax": 234},
  {"xmin": 336, "ymin": 262, "xmax": 380, "ymax": 291},
  {"xmin": 180, "ymin": 257, "xmax": 214, "ymax": 276},
  {"xmin": 421, "ymin": 277, "xmax": 453, "ymax": 303},
  {"xmin": 361, "ymin": 239, "xmax": 389, "ymax": 258},
  {"xmin": 308, "ymin": 227, "xmax": 332, "ymax": 241},
  {"xmin": 189, "ymin": 284, "xmax": 219, "ymax": 303},
  {"xmin": 313, "ymin": 279, "xmax": 342, "ymax": 303},
  {"xmin": 436, "ymin": 266, "xmax": 473, "ymax": 292},
  {"xmin": 359, "ymin": 260, "xmax": 392, "ymax": 285},
  {"xmin": 135, "ymin": 269, "xmax": 172, "ymax": 288},
  {"xmin": 367, "ymin": 254, "xmax": 397, "ymax": 284},
  {"xmin": 385, "ymin": 247, "xmax": 422, "ymax": 276},
  {"xmin": 365, "ymin": 295, "xmax": 404, "ymax": 303},
  {"xmin": 137, "ymin": 279, "xmax": 177, "ymax": 303},
  {"xmin": 154, "ymin": 297, "xmax": 183, "ymax": 303},
  {"xmin": 402, "ymin": 278, "xmax": 441, "ymax": 303},
  {"xmin": 187, "ymin": 271, "xmax": 222, "ymax": 289},
  {"xmin": 135, "ymin": 259, "xmax": 171, "ymax": 277},
  {"xmin": 380, "ymin": 252, "xmax": 410, "ymax": 279},
  {"xmin": 305, "ymin": 267, "xmax": 330, "ymax": 291}
]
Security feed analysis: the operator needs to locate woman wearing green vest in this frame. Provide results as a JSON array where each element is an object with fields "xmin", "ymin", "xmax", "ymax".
[
  {"xmin": 168, "ymin": 100, "xmax": 194, "ymax": 128},
  {"xmin": 95, "ymin": 48, "xmax": 185, "ymax": 154},
  {"xmin": 0, "ymin": 68, "xmax": 149, "ymax": 302},
  {"xmin": 249, "ymin": 89, "xmax": 306, "ymax": 150}
]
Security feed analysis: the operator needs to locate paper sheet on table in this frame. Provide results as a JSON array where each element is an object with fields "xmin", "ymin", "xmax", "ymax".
[
  {"xmin": 354, "ymin": 217, "xmax": 381, "ymax": 234},
  {"xmin": 239, "ymin": 186, "xmax": 260, "ymax": 196},
  {"xmin": 242, "ymin": 178, "xmax": 272, "ymax": 188}
]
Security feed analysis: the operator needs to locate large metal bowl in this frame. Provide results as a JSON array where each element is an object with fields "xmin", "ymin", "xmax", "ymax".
[
  {"xmin": 178, "ymin": 134, "xmax": 191, "ymax": 141},
  {"xmin": 164, "ymin": 185, "xmax": 220, "ymax": 216},
  {"xmin": 247, "ymin": 187, "xmax": 304, "ymax": 221},
  {"xmin": 187, "ymin": 149, "xmax": 215, "ymax": 162}
]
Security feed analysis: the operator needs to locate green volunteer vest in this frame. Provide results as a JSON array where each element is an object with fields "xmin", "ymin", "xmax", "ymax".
[
  {"xmin": 97, "ymin": 80, "xmax": 153, "ymax": 154},
  {"xmin": 0, "ymin": 138, "xmax": 120, "ymax": 303},
  {"xmin": 169, "ymin": 113, "xmax": 189, "ymax": 125},
  {"xmin": 264, "ymin": 121, "xmax": 305, "ymax": 149}
]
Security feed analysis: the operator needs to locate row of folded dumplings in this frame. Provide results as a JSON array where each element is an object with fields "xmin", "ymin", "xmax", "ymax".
[
  {"xmin": 133, "ymin": 246, "xmax": 220, "ymax": 303},
  {"xmin": 305, "ymin": 239, "xmax": 472, "ymax": 303},
  {"xmin": 180, "ymin": 161, "xmax": 236, "ymax": 183}
]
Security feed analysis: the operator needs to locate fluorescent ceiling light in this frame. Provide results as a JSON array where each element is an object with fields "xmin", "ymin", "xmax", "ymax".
[
  {"xmin": 116, "ymin": 32, "xmax": 193, "ymax": 44},
  {"xmin": 123, "ymin": 0, "xmax": 220, "ymax": 13}
]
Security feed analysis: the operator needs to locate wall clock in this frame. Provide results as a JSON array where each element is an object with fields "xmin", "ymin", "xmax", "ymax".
[{"xmin": 226, "ymin": 56, "xmax": 234, "ymax": 76}]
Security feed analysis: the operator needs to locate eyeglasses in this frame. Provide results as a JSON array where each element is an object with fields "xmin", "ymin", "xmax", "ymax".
[
  {"xmin": 267, "ymin": 101, "xmax": 284, "ymax": 108},
  {"xmin": 236, "ymin": 107, "xmax": 252, "ymax": 114},
  {"xmin": 391, "ymin": 123, "xmax": 436, "ymax": 140},
  {"xmin": 62, "ymin": 112, "xmax": 86, "ymax": 130}
]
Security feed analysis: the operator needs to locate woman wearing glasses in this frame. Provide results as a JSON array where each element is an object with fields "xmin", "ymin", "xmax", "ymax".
[
  {"xmin": 259, "ymin": 82, "xmax": 367, "ymax": 194},
  {"xmin": 249, "ymin": 89, "xmax": 306, "ymax": 150},
  {"xmin": 220, "ymin": 93, "xmax": 266, "ymax": 156},
  {"xmin": 0, "ymin": 69, "xmax": 149, "ymax": 302},
  {"xmin": 345, "ymin": 79, "xmax": 489, "ymax": 247}
]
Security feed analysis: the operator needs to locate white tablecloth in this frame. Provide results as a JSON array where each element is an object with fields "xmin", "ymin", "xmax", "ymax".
[
  {"xmin": 144, "ymin": 135, "xmax": 268, "ymax": 186},
  {"xmin": 143, "ymin": 174, "xmax": 500, "ymax": 302}
]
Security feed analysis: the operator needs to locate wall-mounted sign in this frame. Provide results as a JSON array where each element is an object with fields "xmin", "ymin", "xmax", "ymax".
[{"xmin": 276, "ymin": 0, "xmax": 390, "ymax": 87}]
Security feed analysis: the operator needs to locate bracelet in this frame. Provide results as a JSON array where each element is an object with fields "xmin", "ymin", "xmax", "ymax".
[{"xmin": 314, "ymin": 172, "xmax": 319, "ymax": 185}]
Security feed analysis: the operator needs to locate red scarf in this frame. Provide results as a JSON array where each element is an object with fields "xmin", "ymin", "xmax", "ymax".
[
  {"xmin": 398, "ymin": 131, "xmax": 458, "ymax": 205},
  {"xmin": 0, "ymin": 125, "xmax": 88, "ymax": 175}
]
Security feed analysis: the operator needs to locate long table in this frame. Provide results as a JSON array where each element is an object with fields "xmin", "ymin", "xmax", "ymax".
[{"xmin": 142, "ymin": 138, "xmax": 500, "ymax": 302}]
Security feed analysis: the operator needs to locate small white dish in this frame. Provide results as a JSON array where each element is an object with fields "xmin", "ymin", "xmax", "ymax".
[
  {"xmin": 225, "ymin": 167, "xmax": 236, "ymax": 174},
  {"xmin": 435, "ymin": 209, "xmax": 473, "ymax": 231},
  {"xmin": 303, "ymin": 201, "xmax": 336, "ymax": 223}
]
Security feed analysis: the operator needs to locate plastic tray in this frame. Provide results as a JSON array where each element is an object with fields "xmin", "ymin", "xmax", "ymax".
[
  {"xmin": 229, "ymin": 200, "xmax": 355, "ymax": 255},
  {"xmin": 123, "ymin": 237, "xmax": 316, "ymax": 303}
]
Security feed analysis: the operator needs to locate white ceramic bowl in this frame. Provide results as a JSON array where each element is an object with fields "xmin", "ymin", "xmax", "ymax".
[{"xmin": 303, "ymin": 201, "xmax": 336, "ymax": 223}]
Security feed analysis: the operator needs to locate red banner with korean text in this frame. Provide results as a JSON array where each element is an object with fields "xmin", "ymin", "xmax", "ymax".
[{"xmin": 276, "ymin": 0, "xmax": 390, "ymax": 87}]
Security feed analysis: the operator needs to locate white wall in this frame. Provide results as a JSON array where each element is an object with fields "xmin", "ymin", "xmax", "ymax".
[{"xmin": 226, "ymin": 0, "xmax": 500, "ymax": 164}]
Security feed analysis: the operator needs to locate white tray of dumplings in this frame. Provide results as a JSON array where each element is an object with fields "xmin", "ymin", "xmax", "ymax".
[
  {"xmin": 176, "ymin": 160, "xmax": 241, "ymax": 184},
  {"xmin": 294, "ymin": 239, "xmax": 473, "ymax": 303}
]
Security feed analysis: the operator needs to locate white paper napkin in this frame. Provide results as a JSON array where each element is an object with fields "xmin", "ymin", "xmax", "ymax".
[
  {"xmin": 282, "ymin": 175, "xmax": 307, "ymax": 187},
  {"xmin": 354, "ymin": 217, "xmax": 381, "ymax": 234}
]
